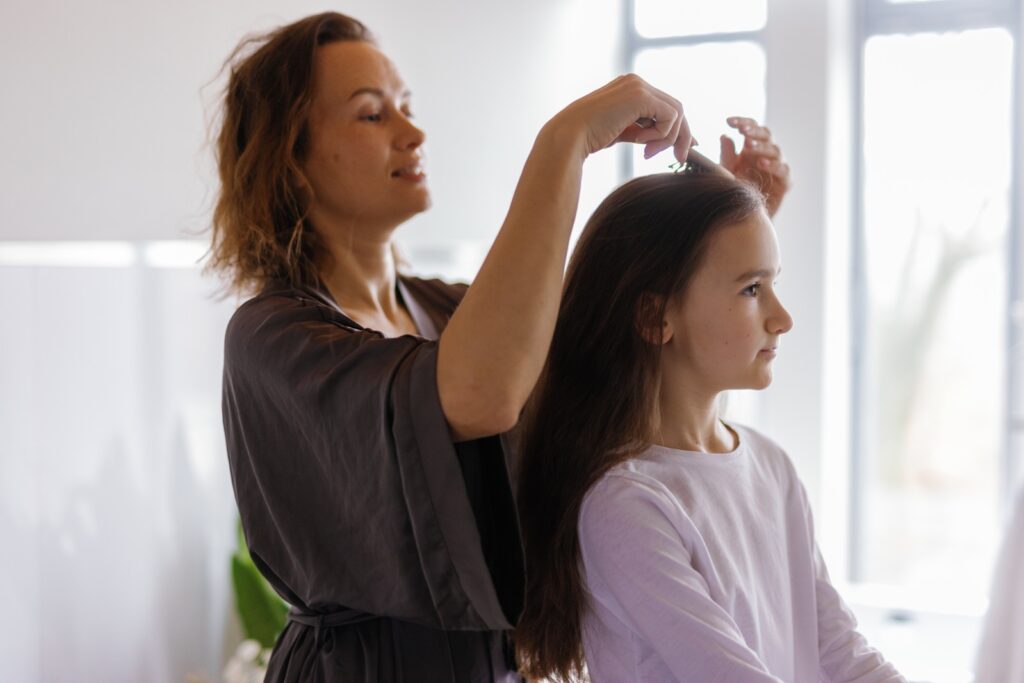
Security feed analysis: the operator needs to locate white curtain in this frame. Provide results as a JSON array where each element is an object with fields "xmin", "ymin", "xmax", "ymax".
[
  {"xmin": 975, "ymin": 483, "xmax": 1024, "ymax": 682},
  {"xmin": 0, "ymin": 248, "xmax": 240, "ymax": 682}
]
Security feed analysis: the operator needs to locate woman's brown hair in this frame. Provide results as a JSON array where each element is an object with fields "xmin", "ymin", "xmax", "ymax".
[
  {"xmin": 206, "ymin": 12, "xmax": 372, "ymax": 295},
  {"xmin": 514, "ymin": 172, "xmax": 766, "ymax": 681}
]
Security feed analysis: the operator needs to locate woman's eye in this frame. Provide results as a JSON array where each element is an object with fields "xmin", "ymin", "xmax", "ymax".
[
  {"xmin": 360, "ymin": 113, "xmax": 383, "ymax": 122},
  {"xmin": 742, "ymin": 283, "xmax": 761, "ymax": 297},
  {"xmin": 401, "ymin": 109, "xmax": 415, "ymax": 119}
]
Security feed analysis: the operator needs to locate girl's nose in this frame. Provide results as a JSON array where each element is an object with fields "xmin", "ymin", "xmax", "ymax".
[{"xmin": 769, "ymin": 300, "xmax": 794, "ymax": 335}]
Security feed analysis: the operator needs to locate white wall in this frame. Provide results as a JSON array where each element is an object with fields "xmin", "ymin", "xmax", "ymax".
[
  {"xmin": 0, "ymin": 0, "xmax": 621, "ymax": 246},
  {"xmin": 758, "ymin": 0, "xmax": 856, "ymax": 559}
]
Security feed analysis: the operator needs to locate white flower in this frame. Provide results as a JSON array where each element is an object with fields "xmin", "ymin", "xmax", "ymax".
[{"xmin": 223, "ymin": 640, "xmax": 270, "ymax": 683}]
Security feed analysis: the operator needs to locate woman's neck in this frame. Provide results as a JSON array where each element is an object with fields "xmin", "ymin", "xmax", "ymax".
[{"xmin": 317, "ymin": 226, "xmax": 402, "ymax": 320}]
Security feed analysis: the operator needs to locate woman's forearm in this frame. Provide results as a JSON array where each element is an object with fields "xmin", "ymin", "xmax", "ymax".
[
  {"xmin": 438, "ymin": 119, "xmax": 586, "ymax": 441},
  {"xmin": 438, "ymin": 74, "xmax": 691, "ymax": 441}
]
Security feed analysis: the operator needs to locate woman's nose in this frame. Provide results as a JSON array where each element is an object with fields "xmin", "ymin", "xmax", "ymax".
[{"xmin": 396, "ymin": 116, "xmax": 425, "ymax": 150}]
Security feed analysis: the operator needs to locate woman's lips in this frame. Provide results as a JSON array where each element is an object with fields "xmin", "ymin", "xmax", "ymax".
[{"xmin": 391, "ymin": 164, "xmax": 426, "ymax": 181}]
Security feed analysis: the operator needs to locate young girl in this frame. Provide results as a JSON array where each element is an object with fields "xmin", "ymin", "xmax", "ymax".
[{"xmin": 515, "ymin": 172, "xmax": 905, "ymax": 682}]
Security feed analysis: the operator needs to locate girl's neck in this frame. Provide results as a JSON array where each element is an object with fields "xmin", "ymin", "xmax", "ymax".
[{"xmin": 653, "ymin": 383, "xmax": 736, "ymax": 454}]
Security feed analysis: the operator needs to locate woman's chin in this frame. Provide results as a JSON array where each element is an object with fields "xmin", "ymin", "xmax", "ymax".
[
  {"xmin": 406, "ymin": 189, "xmax": 432, "ymax": 215},
  {"xmin": 388, "ymin": 194, "xmax": 432, "ymax": 227}
]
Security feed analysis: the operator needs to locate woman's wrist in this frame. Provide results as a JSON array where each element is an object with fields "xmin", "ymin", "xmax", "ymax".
[{"xmin": 536, "ymin": 115, "xmax": 590, "ymax": 165}]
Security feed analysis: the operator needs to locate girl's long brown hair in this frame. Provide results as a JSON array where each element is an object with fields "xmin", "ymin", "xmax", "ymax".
[
  {"xmin": 515, "ymin": 172, "xmax": 765, "ymax": 681},
  {"xmin": 206, "ymin": 12, "xmax": 371, "ymax": 295}
]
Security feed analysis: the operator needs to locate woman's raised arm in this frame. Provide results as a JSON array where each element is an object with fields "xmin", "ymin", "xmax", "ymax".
[{"xmin": 437, "ymin": 75, "xmax": 693, "ymax": 441}]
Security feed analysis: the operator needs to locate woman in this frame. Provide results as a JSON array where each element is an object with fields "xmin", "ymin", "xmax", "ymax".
[{"xmin": 208, "ymin": 11, "xmax": 789, "ymax": 682}]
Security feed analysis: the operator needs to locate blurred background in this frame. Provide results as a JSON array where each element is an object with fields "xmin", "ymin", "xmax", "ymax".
[{"xmin": 1, "ymin": 0, "xmax": 1021, "ymax": 680}]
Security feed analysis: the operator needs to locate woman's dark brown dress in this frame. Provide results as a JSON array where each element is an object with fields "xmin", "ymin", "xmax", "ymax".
[{"xmin": 221, "ymin": 275, "xmax": 524, "ymax": 682}]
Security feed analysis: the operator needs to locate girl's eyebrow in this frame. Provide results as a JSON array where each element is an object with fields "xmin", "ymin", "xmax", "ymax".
[{"xmin": 734, "ymin": 266, "xmax": 781, "ymax": 282}]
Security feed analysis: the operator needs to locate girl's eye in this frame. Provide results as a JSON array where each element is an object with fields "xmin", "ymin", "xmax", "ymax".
[
  {"xmin": 402, "ymin": 109, "xmax": 415, "ymax": 119},
  {"xmin": 742, "ymin": 283, "xmax": 761, "ymax": 297},
  {"xmin": 360, "ymin": 112, "xmax": 383, "ymax": 122}
]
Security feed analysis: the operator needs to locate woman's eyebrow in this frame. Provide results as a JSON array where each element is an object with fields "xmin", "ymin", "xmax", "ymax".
[
  {"xmin": 348, "ymin": 87, "xmax": 413, "ymax": 101},
  {"xmin": 734, "ymin": 267, "xmax": 781, "ymax": 282}
]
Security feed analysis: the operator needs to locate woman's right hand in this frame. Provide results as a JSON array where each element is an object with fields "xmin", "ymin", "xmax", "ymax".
[{"xmin": 546, "ymin": 74, "xmax": 693, "ymax": 164}]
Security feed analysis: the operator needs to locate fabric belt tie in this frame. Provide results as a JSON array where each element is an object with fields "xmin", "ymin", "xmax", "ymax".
[{"xmin": 287, "ymin": 606, "xmax": 379, "ymax": 654}]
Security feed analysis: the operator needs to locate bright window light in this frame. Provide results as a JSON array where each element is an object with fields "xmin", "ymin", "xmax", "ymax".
[
  {"xmin": 142, "ymin": 241, "xmax": 208, "ymax": 269},
  {"xmin": 634, "ymin": 0, "xmax": 767, "ymax": 38},
  {"xmin": 631, "ymin": 42, "xmax": 766, "ymax": 177},
  {"xmin": 858, "ymin": 28, "xmax": 1014, "ymax": 599},
  {"xmin": 0, "ymin": 242, "xmax": 137, "ymax": 267}
]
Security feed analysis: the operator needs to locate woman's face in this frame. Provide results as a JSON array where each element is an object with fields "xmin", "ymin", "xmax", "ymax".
[
  {"xmin": 303, "ymin": 41, "xmax": 429, "ymax": 234},
  {"xmin": 661, "ymin": 209, "xmax": 794, "ymax": 393}
]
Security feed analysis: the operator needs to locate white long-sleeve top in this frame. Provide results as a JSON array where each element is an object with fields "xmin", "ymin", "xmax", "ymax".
[{"xmin": 578, "ymin": 424, "xmax": 904, "ymax": 683}]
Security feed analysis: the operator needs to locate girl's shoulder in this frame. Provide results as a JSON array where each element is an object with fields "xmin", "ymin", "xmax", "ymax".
[
  {"xmin": 579, "ymin": 463, "xmax": 684, "ymax": 536},
  {"xmin": 727, "ymin": 422, "xmax": 806, "ymax": 496},
  {"xmin": 589, "ymin": 425, "xmax": 803, "ymax": 505},
  {"xmin": 728, "ymin": 421, "xmax": 799, "ymax": 467}
]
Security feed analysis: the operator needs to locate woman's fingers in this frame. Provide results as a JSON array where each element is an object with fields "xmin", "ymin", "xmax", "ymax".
[
  {"xmin": 567, "ymin": 74, "xmax": 691, "ymax": 161},
  {"xmin": 628, "ymin": 102, "xmax": 690, "ymax": 161},
  {"xmin": 642, "ymin": 85, "xmax": 691, "ymax": 162}
]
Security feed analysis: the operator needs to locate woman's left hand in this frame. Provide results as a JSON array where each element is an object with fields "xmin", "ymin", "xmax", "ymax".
[{"xmin": 719, "ymin": 117, "xmax": 791, "ymax": 217}]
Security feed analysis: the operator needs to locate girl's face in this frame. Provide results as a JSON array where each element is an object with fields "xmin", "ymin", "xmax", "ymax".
[
  {"xmin": 303, "ymin": 41, "xmax": 429, "ymax": 233},
  {"xmin": 660, "ymin": 209, "xmax": 793, "ymax": 393}
]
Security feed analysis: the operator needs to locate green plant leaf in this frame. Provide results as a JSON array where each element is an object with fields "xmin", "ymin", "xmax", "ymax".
[{"xmin": 232, "ymin": 520, "xmax": 288, "ymax": 649}]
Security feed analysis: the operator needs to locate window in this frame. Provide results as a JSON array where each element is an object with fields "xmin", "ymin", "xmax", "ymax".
[
  {"xmin": 624, "ymin": 0, "xmax": 768, "ymax": 179},
  {"xmin": 851, "ymin": 2, "xmax": 1020, "ymax": 680},
  {"xmin": 851, "ymin": 0, "xmax": 1021, "ymax": 599}
]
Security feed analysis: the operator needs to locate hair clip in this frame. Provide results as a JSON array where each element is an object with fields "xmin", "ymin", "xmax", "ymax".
[
  {"xmin": 668, "ymin": 160, "xmax": 704, "ymax": 175},
  {"xmin": 668, "ymin": 148, "xmax": 735, "ymax": 180}
]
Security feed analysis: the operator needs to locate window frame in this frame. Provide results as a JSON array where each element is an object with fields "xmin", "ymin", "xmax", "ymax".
[
  {"xmin": 620, "ymin": 0, "xmax": 767, "ymax": 179},
  {"xmin": 848, "ymin": 0, "xmax": 1023, "ymax": 582}
]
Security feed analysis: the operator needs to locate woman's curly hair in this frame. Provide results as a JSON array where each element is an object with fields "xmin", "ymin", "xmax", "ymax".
[{"xmin": 206, "ymin": 12, "xmax": 372, "ymax": 295}]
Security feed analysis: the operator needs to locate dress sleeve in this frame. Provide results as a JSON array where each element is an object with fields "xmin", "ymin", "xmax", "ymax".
[
  {"xmin": 221, "ymin": 292, "xmax": 519, "ymax": 631},
  {"xmin": 790, "ymin": 482, "xmax": 906, "ymax": 683},
  {"xmin": 578, "ymin": 474, "xmax": 783, "ymax": 683}
]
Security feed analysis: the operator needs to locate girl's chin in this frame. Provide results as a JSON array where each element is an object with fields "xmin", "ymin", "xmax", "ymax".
[{"xmin": 731, "ymin": 371, "xmax": 773, "ymax": 392}]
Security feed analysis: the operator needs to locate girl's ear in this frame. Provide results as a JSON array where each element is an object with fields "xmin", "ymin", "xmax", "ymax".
[
  {"xmin": 635, "ymin": 293, "xmax": 673, "ymax": 345},
  {"xmin": 660, "ymin": 318, "xmax": 675, "ymax": 345}
]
